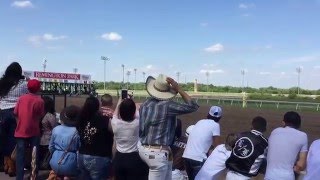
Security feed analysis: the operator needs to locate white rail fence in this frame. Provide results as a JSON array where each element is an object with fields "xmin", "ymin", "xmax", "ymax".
[{"xmin": 132, "ymin": 95, "xmax": 320, "ymax": 111}]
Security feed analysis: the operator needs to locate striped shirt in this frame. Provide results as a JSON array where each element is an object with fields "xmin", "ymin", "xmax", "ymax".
[
  {"xmin": 139, "ymin": 98, "xmax": 199, "ymax": 146},
  {"xmin": 0, "ymin": 80, "xmax": 28, "ymax": 110}
]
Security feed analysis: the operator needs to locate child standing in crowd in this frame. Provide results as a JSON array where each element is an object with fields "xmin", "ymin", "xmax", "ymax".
[
  {"xmin": 49, "ymin": 105, "xmax": 81, "ymax": 179},
  {"xmin": 39, "ymin": 96, "xmax": 58, "ymax": 170},
  {"xmin": 0, "ymin": 62, "xmax": 28, "ymax": 177},
  {"xmin": 14, "ymin": 79, "xmax": 45, "ymax": 180},
  {"xmin": 100, "ymin": 94, "xmax": 114, "ymax": 119},
  {"xmin": 77, "ymin": 96, "xmax": 113, "ymax": 180},
  {"xmin": 196, "ymin": 133, "xmax": 238, "ymax": 180},
  {"xmin": 112, "ymin": 98, "xmax": 148, "ymax": 180}
]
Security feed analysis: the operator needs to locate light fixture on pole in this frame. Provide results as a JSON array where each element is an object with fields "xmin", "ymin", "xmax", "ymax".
[
  {"xmin": 101, "ymin": 56, "xmax": 110, "ymax": 91},
  {"xmin": 176, "ymin": 72, "xmax": 180, "ymax": 83},
  {"xmin": 142, "ymin": 72, "xmax": 146, "ymax": 82},
  {"xmin": 205, "ymin": 71, "xmax": 210, "ymax": 92},
  {"xmin": 43, "ymin": 59, "xmax": 47, "ymax": 72},
  {"xmin": 126, "ymin": 70, "xmax": 131, "ymax": 89},
  {"xmin": 296, "ymin": 66, "xmax": 302, "ymax": 95},
  {"xmin": 134, "ymin": 68, "xmax": 137, "ymax": 90},
  {"xmin": 121, "ymin": 64, "xmax": 125, "ymax": 86},
  {"xmin": 73, "ymin": 68, "xmax": 78, "ymax": 84},
  {"xmin": 241, "ymin": 69, "xmax": 246, "ymax": 92}
]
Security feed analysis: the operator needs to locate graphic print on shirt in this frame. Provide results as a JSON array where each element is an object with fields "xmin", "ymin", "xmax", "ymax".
[
  {"xmin": 233, "ymin": 137, "xmax": 254, "ymax": 159},
  {"xmin": 84, "ymin": 122, "xmax": 97, "ymax": 144}
]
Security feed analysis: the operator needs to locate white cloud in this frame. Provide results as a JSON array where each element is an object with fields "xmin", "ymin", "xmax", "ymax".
[
  {"xmin": 11, "ymin": 1, "xmax": 33, "ymax": 8},
  {"xmin": 259, "ymin": 72, "xmax": 271, "ymax": 75},
  {"xmin": 314, "ymin": 65, "xmax": 320, "ymax": 69},
  {"xmin": 200, "ymin": 69, "xmax": 224, "ymax": 74},
  {"xmin": 242, "ymin": 13, "xmax": 251, "ymax": 17},
  {"xmin": 239, "ymin": 3, "xmax": 255, "ymax": 9},
  {"xmin": 280, "ymin": 72, "xmax": 286, "ymax": 75},
  {"xmin": 146, "ymin": 65, "xmax": 153, "ymax": 70},
  {"xmin": 265, "ymin": 45, "xmax": 272, "ymax": 49},
  {"xmin": 43, "ymin": 34, "xmax": 67, "ymax": 41},
  {"xmin": 275, "ymin": 55, "xmax": 319, "ymax": 65},
  {"xmin": 200, "ymin": 22, "xmax": 208, "ymax": 27},
  {"xmin": 203, "ymin": 64, "xmax": 216, "ymax": 67},
  {"xmin": 204, "ymin": 43, "xmax": 224, "ymax": 53},
  {"xmin": 28, "ymin": 35, "xmax": 42, "ymax": 46},
  {"xmin": 101, "ymin": 32, "xmax": 122, "ymax": 41},
  {"xmin": 27, "ymin": 33, "xmax": 67, "ymax": 47}
]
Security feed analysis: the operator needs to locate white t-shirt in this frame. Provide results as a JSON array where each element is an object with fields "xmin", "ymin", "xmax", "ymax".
[
  {"xmin": 265, "ymin": 127, "xmax": 308, "ymax": 180},
  {"xmin": 195, "ymin": 144, "xmax": 231, "ymax": 180},
  {"xmin": 111, "ymin": 115, "xmax": 140, "ymax": 153},
  {"xmin": 304, "ymin": 139, "xmax": 320, "ymax": 180},
  {"xmin": 183, "ymin": 119, "xmax": 220, "ymax": 162}
]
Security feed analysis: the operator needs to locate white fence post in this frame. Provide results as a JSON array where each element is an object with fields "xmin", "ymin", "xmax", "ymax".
[
  {"xmin": 296, "ymin": 104, "xmax": 299, "ymax": 110},
  {"xmin": 317, "ymin": 104, "xmax": 319, "ymax": 111}
]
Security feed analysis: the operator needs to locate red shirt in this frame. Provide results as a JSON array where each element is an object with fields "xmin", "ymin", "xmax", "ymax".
[{"xmin": 14, "ymin": 93, "xmax": 45, "ymax": 138}]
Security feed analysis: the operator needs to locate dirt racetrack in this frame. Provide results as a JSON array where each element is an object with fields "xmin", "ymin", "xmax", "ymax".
[{"xmin": 55, "ymin": 95, "xmax": 319, "ymax": 145}]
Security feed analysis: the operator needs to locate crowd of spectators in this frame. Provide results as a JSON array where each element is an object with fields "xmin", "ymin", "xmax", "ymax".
[{"xmin": 0, "ymin": 62, "xmax": 319, "ymax": 180}]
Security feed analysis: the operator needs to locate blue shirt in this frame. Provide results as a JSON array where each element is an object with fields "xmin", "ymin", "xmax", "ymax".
[
  {"xmin": 49, "ymin": 125, "xmax": 80, "ymax": 176},
  {"xmin": 139, "ymin": 98, "xmax": 199, "ymax": 146}
]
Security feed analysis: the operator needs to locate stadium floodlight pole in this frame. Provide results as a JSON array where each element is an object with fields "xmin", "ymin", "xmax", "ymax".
[
  {"xmin": 205, "ymin": 71, "xmax": 210, "ymax": 92},
  {"xmin": 142, "ymin": 72, "xmax": 146, "ymax": 82},
  {"xmin": 101, "ymin": 56, "xmax": 110, "ymax": 91},
  {"xmin": 121, "ymin": 64, "xmax": 125, "ymax": 86},
  {"xmin": 296, "ymin": 66, "xmax": 302, "ymax": 95},
  {"xmin": 43, "ymin": 59, "xmax": 47, "ymax": 72},
  {"xmin": 134, "ymin": 68, "xmax": 137, "ymax": 91},
  {"xmin": 241, "ymin": 69, "xmax": 246, "ymax": 92},
  {"xmin": 176, "ymin": 72, "xmax": 180, "ymax": 83},
  {"xmin": 126, "ymin": 70, "xmax": 131, "ymax": 89},
  {"xmin": 73, "ymin": 68, "xmax": 78, "ymax": 87}
]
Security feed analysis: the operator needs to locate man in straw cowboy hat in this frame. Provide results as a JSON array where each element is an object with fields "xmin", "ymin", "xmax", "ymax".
[{"xmin": 138, "ymin": 74, "xmax": 199, "ymax": 180}]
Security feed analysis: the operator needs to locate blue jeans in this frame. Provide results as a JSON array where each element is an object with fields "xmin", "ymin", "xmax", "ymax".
[
  {"xmin": 16, "ymin": 136, "xmax": 40, "ymax": 180},
  {"xmin": 0, "ymin": 108, "xmax": 17, "ymax": 156},
  {"xmin": 78, "ymin": 154, "xmax": 111, "ymax": 180}
]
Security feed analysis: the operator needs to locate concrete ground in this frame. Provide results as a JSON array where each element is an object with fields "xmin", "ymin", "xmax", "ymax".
[{"xmin": 0, "ymin": 170, "xmax": 49, "ymax": 180}]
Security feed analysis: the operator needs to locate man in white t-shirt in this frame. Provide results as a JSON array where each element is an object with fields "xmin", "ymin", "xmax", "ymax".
[
  {"xmin": 265, "ymin": 111, "xmax": 308, "ymax": 180},
  {"xmin": 304, "ymin": 139, "xmax": 320, "ymax": 180},
  {"xmin": 182, "ymin": 106, "xmax": 222, "ymax": 180}
]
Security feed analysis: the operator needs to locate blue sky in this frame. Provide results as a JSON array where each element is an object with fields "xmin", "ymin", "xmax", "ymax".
[{"xmin": 1, "ymin": 0, "xmax": 320, "ymax": 89}]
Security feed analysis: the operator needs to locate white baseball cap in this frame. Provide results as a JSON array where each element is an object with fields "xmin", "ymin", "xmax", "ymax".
[{"xmin": 208, "ymin": 106, "xmax": 222, "ymax": 118}]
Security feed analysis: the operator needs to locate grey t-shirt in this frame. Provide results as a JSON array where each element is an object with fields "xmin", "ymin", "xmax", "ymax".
[{"xmin": 265, "ymin": 127, "xmax": 308, "ymax": 180}]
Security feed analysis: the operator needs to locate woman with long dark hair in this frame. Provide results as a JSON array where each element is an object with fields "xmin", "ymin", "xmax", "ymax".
[
  {"xmin": 39, "ymin": 96, "xmax": 58, "ymax": 169},
  {"xmin": 77, "ymin": 96, "xmax": 113, "ymax": 180},
  {"xmin": 0, "ymin": 62, "xmax": 28, "ymax": 177},
  {"xmin": 111, "ymin": 98, "xmax": 148, "ymax": 180}
]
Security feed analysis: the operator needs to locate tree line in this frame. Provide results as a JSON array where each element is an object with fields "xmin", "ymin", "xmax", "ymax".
[{"xmin": 94, "ymin": 81, "xmax": 320, "ymax": 95}]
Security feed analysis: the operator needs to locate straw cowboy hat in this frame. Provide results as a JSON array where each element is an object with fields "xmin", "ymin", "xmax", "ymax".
[{"xmin": 146, "ymin": 74, "xmax": 178, "ymax": 100}]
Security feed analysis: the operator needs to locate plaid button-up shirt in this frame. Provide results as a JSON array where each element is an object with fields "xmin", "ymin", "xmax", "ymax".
[
  {"xmin": 0, "ymin": 80, "xmax": 28, "ymax": 110},
  {"xmin": 139, "ymin": 98, "xmax": 199, "ymax": 146}
]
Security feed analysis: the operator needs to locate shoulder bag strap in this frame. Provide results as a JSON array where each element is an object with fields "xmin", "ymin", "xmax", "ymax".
[{"xmin": 58, "ymin": 131, "xmax": 77, "ymax": 165}]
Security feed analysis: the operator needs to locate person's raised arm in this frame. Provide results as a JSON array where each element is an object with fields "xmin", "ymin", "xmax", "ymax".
[
  {"xmin": 166, "ymin": 77, "xmax": 192, "ymax": 103},
  {"xmin": 113, "ymin": 97, "xmax": 122, "ymax": 119}
]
